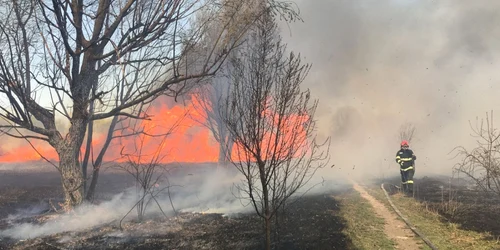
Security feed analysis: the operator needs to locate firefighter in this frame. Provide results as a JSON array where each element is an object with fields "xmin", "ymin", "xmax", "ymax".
[{"xmin": 395, "ymin": 140, "xmax": 416, "ymax": 194}]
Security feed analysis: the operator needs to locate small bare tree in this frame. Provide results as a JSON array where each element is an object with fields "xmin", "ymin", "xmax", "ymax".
[
  {"xmin": 220, "ymin": 10, "xmax": 330, "ymax": 250},
  {"xmin": 399, "ymin": 122, "xmax": 416, "ymax": 144},
  {"xmin": 453, "ymin": 111, "xmax": 500, "ymax": 196},
  {"xmin": 118, "ymin": 108, "xmax": 185, "ymax": 226}
]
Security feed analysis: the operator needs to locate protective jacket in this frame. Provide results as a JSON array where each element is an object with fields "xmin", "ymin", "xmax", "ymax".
[{"xmin": 395, "ymin": 149, "xmax": 416, "ymax": 171}]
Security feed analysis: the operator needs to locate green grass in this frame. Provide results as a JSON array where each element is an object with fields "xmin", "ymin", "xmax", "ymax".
[
  {"xmin": 365, "ymin": 186, "xmax": 500, "ymax": 250},
  {"xmin": 337, "ymin": 189, "xmax": 396, "ymax": 250}
]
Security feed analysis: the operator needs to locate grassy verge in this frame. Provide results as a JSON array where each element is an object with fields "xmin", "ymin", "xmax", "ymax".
[
  {"xmin": 365, "ymin": 185, "xmax": 500, "ymax": 250},
  {"xmin": 337, "ymin": 189, "xmax": 396, "ymax": 250}
]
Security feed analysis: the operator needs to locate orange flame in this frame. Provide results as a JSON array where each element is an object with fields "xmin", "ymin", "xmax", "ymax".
[
  {"xmin": 228, "ymin": 100, "xmax": 311, "ymax": 162},
  {"xmin": 0, "ymin": 95, "xmax": 310, "ymax": 164}
]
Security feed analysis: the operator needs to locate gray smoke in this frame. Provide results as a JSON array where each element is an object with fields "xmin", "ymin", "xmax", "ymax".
[
  {"xmin": 0, "ymin": 164, "xmax": 347, "ymax": 240},
  {"xmin": 279, "ymin": 0, "xmax": 500, "ymax": 179},
  {"xmin": 0, "ymin": 162, "xmax": 352, "ymax": 240},
  {"xmin": 0, "ymin": 166, "xmax": 251, "ymax": 240}
]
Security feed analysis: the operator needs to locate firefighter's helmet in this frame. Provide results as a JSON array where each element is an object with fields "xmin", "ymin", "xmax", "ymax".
[{"xmin": 401, "ymin": 140, "xmax": 409, "ymax": 147}]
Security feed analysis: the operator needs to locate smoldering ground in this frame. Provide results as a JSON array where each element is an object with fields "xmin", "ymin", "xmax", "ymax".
[
  {"xmin": 280, "ymin": 0, "xmax": 500, "ymax": 179},
  {"xmin": 0, "ymin": 163, "xmax": 245, "ymax": 239},
  {"xmin": 0, "ymin": 162, "xmax": 350, "ymax": 241}
]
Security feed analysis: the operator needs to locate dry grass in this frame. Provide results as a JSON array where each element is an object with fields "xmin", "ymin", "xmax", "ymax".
[
  {"xmin": 365, "ymin": 186, "xmax": 500, "ymax": 250},
  {"xmin": 337, "ymin": 189, "xmax": 396, "ymax": 250}
]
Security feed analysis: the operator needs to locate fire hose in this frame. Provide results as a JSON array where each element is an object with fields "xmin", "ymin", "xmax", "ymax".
[{"xmin": 380, "ymin": 183, "xmax": 439, "ymax": 250}]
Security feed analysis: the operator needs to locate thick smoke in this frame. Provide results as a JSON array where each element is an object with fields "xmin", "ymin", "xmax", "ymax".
[{"xmin": 280, "ymin": 0, "xmax": 500, "ymax": 179}]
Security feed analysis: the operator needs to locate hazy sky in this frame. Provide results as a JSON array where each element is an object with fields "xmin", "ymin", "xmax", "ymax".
[{"xmin": 280, "ymin": 0, "xmax": 500, "ymax": 177}]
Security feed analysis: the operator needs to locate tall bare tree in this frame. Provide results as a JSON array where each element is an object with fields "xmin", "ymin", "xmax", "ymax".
[
  {"xmin": 220, "ymin": 10, "xmax": 330, "ymax": 250},
  {"xmin": 190, "ymin": 79, "xmax": 234, "ymax": 165},
  {"xmin": 453, "ymin": 111, "xmax": 500, "ymax": 195},
  {"xmin": 189, "ymin": 0, "xmax": 273, "ymax": 166},
  {"xmin": 0, "ymin": 0, "xmax": 298, "ymax": 208}
]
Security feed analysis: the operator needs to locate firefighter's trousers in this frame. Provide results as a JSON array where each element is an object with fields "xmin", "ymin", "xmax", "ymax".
[{"xmin": 400, "ymin": 166, "xmax": 414, "ymax": 194}]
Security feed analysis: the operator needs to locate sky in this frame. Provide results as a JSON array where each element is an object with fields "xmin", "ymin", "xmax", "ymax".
[{"xmin": 279, "ymin": 0, "xmax": 500, "ymax": 177}]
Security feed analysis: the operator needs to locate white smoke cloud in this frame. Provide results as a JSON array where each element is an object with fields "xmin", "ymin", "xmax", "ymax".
[
  {"xmin": 0, "ymin": 163, "xmax": 351, "ymax": 240},
  {"xmin": 0, "ymin": 166, "xmax": 251, "ymax": 240},
  {"xmin": 279, "ymin": 0, "xmax": 500, "ymax": 179}
]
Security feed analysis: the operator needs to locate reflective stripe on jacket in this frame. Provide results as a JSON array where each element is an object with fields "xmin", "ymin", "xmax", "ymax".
[{"xmin": 395, "ymin": 149, "xmax": 416, "ymax": 170}]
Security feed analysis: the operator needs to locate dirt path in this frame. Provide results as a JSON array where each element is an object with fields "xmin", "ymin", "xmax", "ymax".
[{"xmin": 352, "ymin": 183, "xmax": 424, "ymax": 250}]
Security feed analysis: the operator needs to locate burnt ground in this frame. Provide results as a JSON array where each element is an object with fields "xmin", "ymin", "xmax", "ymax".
[
  {"xmin": 0, "ymin": 162, "xmax": 355, "ymax": 250},
  {"xmin": 380, "ymin": 174, "xmax": 500, "ymax": 239},
  {"xmin": 0, "ymin": 163, "xmax": 136, "ymax": 224},
  {"xmin": 0, "ymin": 194, "xmax": 353, "ymax": 250}
]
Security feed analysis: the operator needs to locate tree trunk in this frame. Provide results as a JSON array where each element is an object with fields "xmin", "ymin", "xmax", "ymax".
[
  {"xmin": 59, "ymin": 148, "xmax": 84, "ymax": 208},
  {"xmin": 218, "ymin": 134, "xmax": 234, "ymax": 165},
  {"xmin": 260, "ymin": 160, "xmax": 271, "ymax": 250},
  {"xmin": 56, "ymin": 80, "xmax": 93, "ymax": 208},
  {"xmin": 265, "ymin": 215, "xmax": 271, "ymax": 250},
  {"xmin": 218, "ymin": 143, "xmax": 227, "ymax": 164},
  {"xmin": 216, "ymin": 120, "xmax": 229, "ymax": 165},
  {"xmin": 50, "ymin": 117, "xmax": 87, "ymax": 209},
  {"xmin": 85, "ymin": 165, "xmax": 100, "ymax": 201},
  {"xmin": 85, "ymin": 115, "xmax": 118, "ymax": 201},
  {"xmin": 82, "ymin": 101, "xmax": 95, "ymax": 196}
]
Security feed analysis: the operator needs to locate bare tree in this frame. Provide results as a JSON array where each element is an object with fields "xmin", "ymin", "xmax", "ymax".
[
  {"xmin": 220, "ymin": 11, "xmax": 330, "ymax": 250},
  {"xmin": 399, "ymin": 122, "xmax": 416, "ymax": 144},
  {"xmin": 116, "ymin": 103, "xmax": 186, "ymax": 227},
  {"xmin": 190, "ymin": 80, "xmax": 234, "ymax": 165},
  {"xmin": 453, "ymin": 111, "xmax": 500, "ymax": 196},
  {"xmin": 0, "ymin": 0, "xmax": 297, "ymax": 208},
  {"xmin": 119, "ymin": 133, "xmax": 179, "ymax": 227},
  {"xmin": 188, "ymin": 0, "xmax": 275, "ymax": 166}
]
